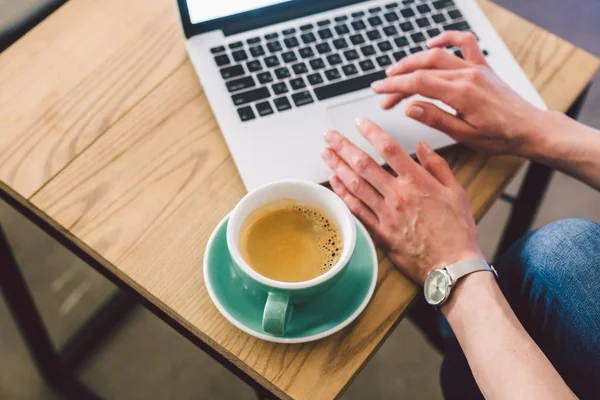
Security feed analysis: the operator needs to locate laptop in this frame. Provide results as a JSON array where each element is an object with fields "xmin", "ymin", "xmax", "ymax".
[{"xmin": 177, "ymin": 0, "xmax": 546, "ymax": 190}]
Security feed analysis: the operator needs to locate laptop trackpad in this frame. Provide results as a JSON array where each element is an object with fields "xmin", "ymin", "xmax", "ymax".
[{"xmin": 326, "ymin": 95, "xmax": 454, "ymax": 161}]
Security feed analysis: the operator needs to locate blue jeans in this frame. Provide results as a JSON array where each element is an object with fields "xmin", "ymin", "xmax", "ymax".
[{"xmin": 440, "ymin": 219, "xmax": 600, "ymax": 400}]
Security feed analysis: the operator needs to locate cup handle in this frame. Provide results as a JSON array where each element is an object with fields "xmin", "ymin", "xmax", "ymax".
[{"xmin": 262, "ymin": 292, "xmax": 292, "ymax": 336}]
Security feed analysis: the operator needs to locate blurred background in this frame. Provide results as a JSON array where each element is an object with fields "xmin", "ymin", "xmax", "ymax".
[{"xmin": 1, "ymin": 0, "xmax": 599, "ymax": 398}]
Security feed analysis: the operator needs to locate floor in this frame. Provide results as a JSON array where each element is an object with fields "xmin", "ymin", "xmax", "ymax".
[{"xmin": 1, "ymin": 1, "xmax": 599, "ymax": 399}]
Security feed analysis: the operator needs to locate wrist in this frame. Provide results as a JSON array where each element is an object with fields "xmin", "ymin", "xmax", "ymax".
[
  {"xmin": 440, "ymin": 270, "xmax": 499, "ymax": 318},
  {"xmin": 516, "ymin": 109, "xmax": 575, "ymax": 162},
  {"xmin": 513, "ymin": 109, "xmax": 557, "ymax": 159}
]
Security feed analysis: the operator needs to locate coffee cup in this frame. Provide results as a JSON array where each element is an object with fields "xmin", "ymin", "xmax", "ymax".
[{"xmin": 226, "ymin": 181, "xmax": 356, "ymax": 336}]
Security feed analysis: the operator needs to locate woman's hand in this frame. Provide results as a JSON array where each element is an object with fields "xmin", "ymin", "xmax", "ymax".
[
  {"xmin": 371, "ymin": 31, "xmax": 546, "ymax": 156},
  {"xmin": 322, "ymin": 118, "xmax": 481, "ymax": 285}
]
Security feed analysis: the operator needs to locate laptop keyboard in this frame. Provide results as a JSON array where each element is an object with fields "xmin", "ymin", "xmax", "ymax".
[{"xmin": 210, "ymin": 0, "xmax": 489, "ymax": 122}]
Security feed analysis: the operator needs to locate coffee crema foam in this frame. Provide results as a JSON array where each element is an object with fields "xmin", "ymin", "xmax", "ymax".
[{"xmin": 239, "ymin": 200, "xmax": 343, "ymax": 283}]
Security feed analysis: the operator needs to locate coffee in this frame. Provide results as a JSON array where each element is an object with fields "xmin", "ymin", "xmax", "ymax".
[{"xmin": 239, "ymin": 200, "xmax": 343, "ymax": 283}]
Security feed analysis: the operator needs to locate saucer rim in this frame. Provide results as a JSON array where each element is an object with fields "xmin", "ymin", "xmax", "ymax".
[{"xmin": 203, "ymin": 212, "xmax": 378, "ymax": 344}]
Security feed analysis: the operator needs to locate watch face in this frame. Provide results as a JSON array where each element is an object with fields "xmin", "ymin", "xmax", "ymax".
[{"xmin": 424, "ymin": 270, "xmax": 450, "ymax": 306}]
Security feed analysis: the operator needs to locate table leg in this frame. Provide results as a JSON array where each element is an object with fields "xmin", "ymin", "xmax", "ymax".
[{"xmin": 494, "ymin": 83, "xmax": 593, "ymax": 260}]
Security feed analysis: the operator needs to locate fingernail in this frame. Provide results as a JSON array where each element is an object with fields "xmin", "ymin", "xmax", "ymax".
[
  {"xmin": 385, "ymin": 66, "xmax": 394, "ymax": 75},
  {"xmin": 323, "ymin": 130, "xmax": 335, "ymax": 144},
  {"xmin": 370, "ymin": 80, "xmax": 383, "ymax": 91},
  {"xmin": 419, "ymin": 141, "xmax": 433, "ymax": 154},
  {"xmin": 355, "ymin": 118, "xmax": 367, "ymax": 128},
  {"xmin": 407, "ymin": 106, "xmax": 425, "ymax": 120}
]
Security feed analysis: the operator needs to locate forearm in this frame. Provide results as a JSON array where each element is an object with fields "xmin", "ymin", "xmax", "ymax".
[
  {"xmin": 442, "ymin": 273, "xmax": 575, "ymax": 400},
  {"xmin": 520, "ymin": 110, "xmax": 600, "ymax": 191}
]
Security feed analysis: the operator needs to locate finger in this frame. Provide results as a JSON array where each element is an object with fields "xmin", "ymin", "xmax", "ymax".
[
  {"xmin": 385, "ymin": 48, "xmax": 470, "ymax": 76},
  {"xmin": 427, "ymin": 31, "xmax": 487, "ymax": 65},
  {"xmin": 323, "ymin": 130, "xmax": 395, "ymax": 195},
  {"xmin": 415, "ymin": 141, "xmax": 460, "ymax": 189},
  {"xmin": 354, "ymin": 118, "xmax": 420, "ymax": 177},
  {"xmin": 380, "ymin": 93, "xmax": 404, "ymax": 110},
  {"xmin": 330, "ymin": 175, "xmax": 380, "ymax": 231},
  {"xmin": 405, "ymin": 100, "xmax": 478, "ymax": 141},
  {"xmin": 322, "ymin": 147, "xmax": 384, "ymax": 211},
  {"xmin": 371, "ymin": 72, "xmax": 460, "ymax": 108}
]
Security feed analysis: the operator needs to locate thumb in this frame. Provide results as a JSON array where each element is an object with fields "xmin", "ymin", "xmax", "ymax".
[
  {"xmin": 415, "ymin": 141, "xmax": 460, "ymax": 189},
  {"xmin": 406, "ymin": 101, "xmax": 478, "ymax": 142}
]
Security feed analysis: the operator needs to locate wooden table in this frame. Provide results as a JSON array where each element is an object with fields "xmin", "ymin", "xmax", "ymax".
[{"xmin": 0, "ymin": 0, "xmax": 598, "ymax": 399}]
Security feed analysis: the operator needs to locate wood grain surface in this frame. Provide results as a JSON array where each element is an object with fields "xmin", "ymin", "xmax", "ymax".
[{"xmin": 1, "ymin": 0, "xmax": 599, "ymax": 398}]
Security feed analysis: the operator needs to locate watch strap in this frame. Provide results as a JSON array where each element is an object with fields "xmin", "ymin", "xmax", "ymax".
[{"xmin": 445, "ymin": 258, "xmax": 496, "ymax": 282}]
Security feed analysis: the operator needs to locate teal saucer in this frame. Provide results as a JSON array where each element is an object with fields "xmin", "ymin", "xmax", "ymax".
[{"xmin": 204, "ymin": 214, "xmax": 378, "ymax": 343}]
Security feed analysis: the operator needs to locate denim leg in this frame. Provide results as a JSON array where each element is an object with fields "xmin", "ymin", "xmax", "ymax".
[{"xmin": 440, "ymin": 219, "xmax": 600, "ymax": 400}]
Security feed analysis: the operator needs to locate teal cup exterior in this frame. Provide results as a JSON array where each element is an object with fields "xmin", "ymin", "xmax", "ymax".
[{"xmin": 226, "ymin": 181, "xmax": 357, "ymax": 336}]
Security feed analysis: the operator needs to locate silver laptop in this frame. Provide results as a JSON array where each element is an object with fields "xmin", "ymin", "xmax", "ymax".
[{"xmin": 177, "ymin": 0, "xmax": 546, "ymax": 190}]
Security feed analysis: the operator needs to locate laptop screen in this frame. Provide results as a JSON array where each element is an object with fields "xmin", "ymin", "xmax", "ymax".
[{"xmin": 186, "ymin": 0, "xmax": 294, "ymax": 24}]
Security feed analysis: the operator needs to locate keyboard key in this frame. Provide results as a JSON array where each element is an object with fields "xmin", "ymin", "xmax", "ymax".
[
  {"xmin": 237, "ymin": 106, "xmax": 255, "ymax": 121},
  {"xmin": 265, "ymin": 32, "xmax": 279, "ymax": 40},
  {"xmin": 246, "ymin": 60, "xmax": 263, "ymax": 72},
  {"xmin": 257, "ymin": 71, "xmax": 274, "ymax": 84},
  {"xmin": 292, "ymin": 62, "xmax": 309, "ymax": 74},
  {"xmin": 416, "ymin": 17, "xmax": 431, "ymax": 28},
  {"xmin": 335, "ymin": 15, "xmax": 349, "ymax": 22},
  {"xmin": 301, "ymin": 32, "xmax": 317, "ymax": 44},
  {"xmin": 310, "ymin": 58, "xmax": 326, "ymax": 70},
  {"xmin": 299, "ymin": 47, "xmax": 315, "ymax": 58},
  {"xmin": 399, "ymin": 21, "xmax": 414, "ymax": 32},
  {"xmin": 369, "ymin": 6, "xmax": 382, "ymax": 13},
  {"xmin": 444, "ymin": 21, "xmax": 471, "ymax": 31},
  {"xmin": 427, "ymin": 28, "xmax": 441, "ymax": 38},
  {"xmin": 417, "ymin": 4, "xmax": 431, "ymax": 13},
  {"xmin": 282, "ymin": 28, "xmax": 296, "ymax": 35},
  {"xmin": 281, "ymin": 51, "xmax": 297, "ymax": 63},
  {"xmin": 392, "ymin": 50, "xmax": 407, "ymax": 61},
  {"xmin": 342, "ymin": 64, "xmax": 359, "ymax": 76},
  {"xmin": 335, "ymin": 24, "xmax": 350, "ymax": 35},
  {"xmin": 400, "ymin": 8, "xmax": 415, "ymax": 18},
  {"xmin": 433, "ymin": 0, "xmax": 454, "ymax": 10},
  {"xmin": 384, "ymin": 11, "xmax": 399, "ymax": 22},
  {"xmin": 249, "ymin": 45, "xmax": 265, "ymax": 57},
  {"xmin": 383, "ymin": 25, "xmax": 398, "ymax": 36},
  {"xmin": 274, "ymin": 67, "xmax": 291, "ymax": 79},
  {"xmin": 292, "ymin": 91, "xmax": 314, "ymax": 107},
  {"xmin": 351, "ymin": 11, "xmax": 365, "ymax": 18},
  {"xmin": 411, "ymin": 32, "xmax": 427, "ymax": 43},
  {"xmin": 247, "ymin": 37, "xmax": 261, "ymax": 45},
  {"xmin": 307, "ymin": 72, "xmax": 324, "ymax": 85},
  {"xmin": 316, "ymin": 42, "xmax": 332, "ymax": 54},
  {"xmin": 432, "ymin": 13, "xmax": 447, "ymax": 23},
  {"xmin": 326, "ymin": 54, "xmax": 343, "ymax": 65},
  {"xmin": 300, "ymin": 23, "xmax": 314, "ymax": 31},
  {"xmin": 272, "ymin": 82, "xmax": 289, "ymax": 94},
  {"xmin": 284, "ymin": 37, "xmax": 300, "ymax": 48},
  {"xmin": 368, "ymin": 16, "xmax": 383, "ymax": 27},
  {"xmin": 483, "ymin": 49, "xmax": 489, "ymax": 56},
  {"xmin": 318, "ymin": 28, "xmax": 333, "ymax": 39},
  {"xmin": 290, "ymin": 77, "xmax": 306, "ymax": 90},
  {"xmin": 403, "ymin": 0, "xmax": 416, "ymax": 4},
  {"xmin": 232, "ymin": 50, "xmax": 248, "ymax": 62},
  {"xmin": 274, "ymin": 96, "xmax": 292, "ymax": 111},
  {"xmin": 385, "ymin": 2, "xmax": 399, "ymax": 9},
  {"xmin": 359, "ymin": 59, "xmax": 376, "ymax": 71},
  {"xmin": 378, "ymin": 40, "xmax": 393, "ymax": 52},
  {"xmin": 264, "ymin": 55, "xmax": 280, "ymax": 67},
  {"xmin": 211, "ymin": 46, "xmax": 225, "ymax": 54},
  {"xmin": 410, "ymin": 46, "xmax": 424, "ymax": 54},
  {"xmin": 367, "ymin": 30, "xmax": 382, "ymax": 41},
  {"xmin": 317, "ymin": 19, "xmax": 331, "ymax": 27},
  {"xmin": 344, "ymin": 49, "xmax": 360, "ymax": 61},
  {"xmin": 394, "ymin": 36, "xmax": 409, "ymax": 47},
  {"xmin": 267, "ymin": 41, "xmax": 283, "ymax": 52},
  {"xmin": 214, "ymin": 54, "xmax": 231, "ymax": 66},
  {"xmin": 232, "ymin": 87, "xmax": 270, "ymax": 106},
  {"xmin": 448, "ymin": 9, "xmax": 463, "ymax": 19},
  {"xmin": 361, "ymin": 44, "xmax": 376, "ymax": 56},
  {"xmin": 454, "ymin": 49, "xmax": 464, "ymax": 59},
  {"xmin": 376, "ymin": 55, "xmax": 393, "ymax": 67},
  {"xmin": 351, "ymin": 20, "xmax": 367, "ymax": 31},
  {"xmin": 229, "ymin": 41, "xmax": 243, "ymax": 49},
  {"xmin": 256, "ymin": 101, "xmax": 274, "ymax": 117},
  {"xmin": 332, "ymin": 38, "xmax": 349, "ymax": 49},
  {"xmin": 220, "ymin": 64, "xmax": 244, "ymax": 79},
  {"xmin": 350, "ymin": 33, "xmax": 365, "ymax": 45},
  {"xmin": 314, "ymin": 70, "xmax": 386, "ymax": 101}
]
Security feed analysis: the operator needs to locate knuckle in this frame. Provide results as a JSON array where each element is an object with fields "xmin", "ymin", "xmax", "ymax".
[
  {"xmin": 348, "ymin": 177, "xmax": 363, "ymax": 193},
  {"xmin": 428, "ymin": 48, "xmax": 445, "ymax": 63},
  {"xmin": 381, "ymin": 138, "xmax": 399, "ymax": 158},
  {"xmin": 411, "ymin": 70, "xmax": 427, "ymax": 85},
  {"xmin": 466, "ymin": 68, "xmax": 484, "ymax": 82},
  {"xmin": 353, "ymin": 154, "xmax": 372, "ymax": 174}
]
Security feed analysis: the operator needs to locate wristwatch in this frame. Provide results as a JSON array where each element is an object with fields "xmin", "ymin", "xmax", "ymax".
[{"xmin": 423, "ymin": 258, "xmax": 498, "ymax": 308}]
